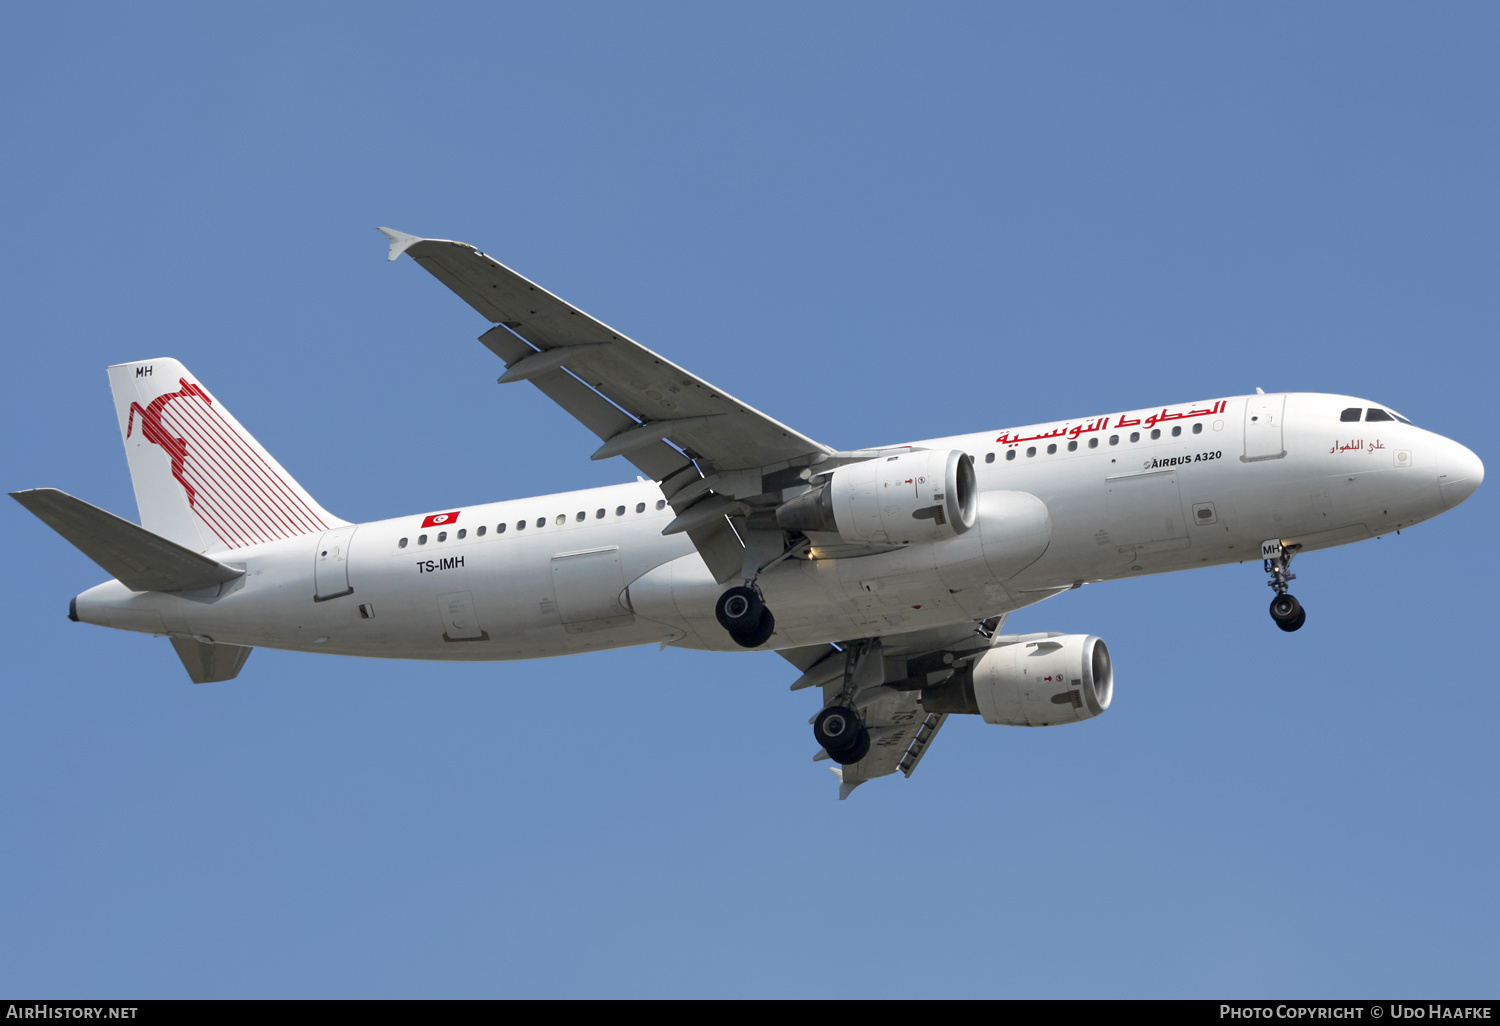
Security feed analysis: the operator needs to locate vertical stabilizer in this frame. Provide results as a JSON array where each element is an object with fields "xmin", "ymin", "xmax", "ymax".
[{"xmin": 107, "ymin": 359, "xmax": 346, "ymax": 553}]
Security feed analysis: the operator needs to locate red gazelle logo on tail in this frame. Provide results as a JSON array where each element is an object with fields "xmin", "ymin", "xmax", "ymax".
[
  {"xmin": 125, "ymin": 375, "xmax": 330, "ymax": 548},
  {"xmin": 128, "ymin": 378, "xmax": 212, "ymax": 506}
]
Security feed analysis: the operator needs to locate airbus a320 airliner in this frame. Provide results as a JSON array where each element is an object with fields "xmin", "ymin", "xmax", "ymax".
[{"xmin": 13, "ymin": 228, "xmax": 1484, "ymax": 797}]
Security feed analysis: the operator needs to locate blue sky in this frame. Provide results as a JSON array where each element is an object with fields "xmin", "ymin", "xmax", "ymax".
[{"xmin": 2, "ymin": 2, "xmax": 1496, "ymax": 998}]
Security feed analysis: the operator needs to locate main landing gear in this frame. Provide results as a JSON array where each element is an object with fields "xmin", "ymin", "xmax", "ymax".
[
  {"xmin": 813, "ymin": 704, "xmax": 871, "ymax": 766},
  {"xmin": 1263, "ymin": 540, "xmax": 1306, "ymax": 633},
  {"xmin": 715, "ymin": 585, "xmax": 776, "ymax": 648}
]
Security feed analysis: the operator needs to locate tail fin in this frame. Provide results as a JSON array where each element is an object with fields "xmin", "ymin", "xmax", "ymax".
[{"xmin": 107, "ymin": 359, "xmax": 346, "ymax": 553}]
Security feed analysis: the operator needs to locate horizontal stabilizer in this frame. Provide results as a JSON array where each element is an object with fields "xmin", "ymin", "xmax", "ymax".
[
  {"xmin": 10, "ymin": 488, "xmax": 246, "ymax": 593},
  {"xmin": 170, "ymin": 637, "xmax": 253, "ymax": 683}
]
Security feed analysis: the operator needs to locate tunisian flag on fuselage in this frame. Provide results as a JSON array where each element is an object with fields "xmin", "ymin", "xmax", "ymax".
[{"xmin": 421, "ymin": 511, "xmax": 461, "ymax": 528}]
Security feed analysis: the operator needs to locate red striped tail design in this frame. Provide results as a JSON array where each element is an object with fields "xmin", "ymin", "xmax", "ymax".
[{"xmin": 109, "ymin": 359, "xmax": 346, "ymax": 553}]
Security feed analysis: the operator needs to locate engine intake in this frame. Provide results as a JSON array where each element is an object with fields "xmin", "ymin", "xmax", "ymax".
[{"xmin": 776, "ymin": 449, "xmax": 977, "ymax": 546}]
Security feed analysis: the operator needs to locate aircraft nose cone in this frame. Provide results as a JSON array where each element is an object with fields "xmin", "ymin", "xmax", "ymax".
[{"xmin": 1438, "ymin": 441, "xmax": 1483, "ymax": 510}]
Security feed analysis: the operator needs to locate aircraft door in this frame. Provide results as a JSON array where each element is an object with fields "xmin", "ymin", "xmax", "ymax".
[
  {"xmin": 1244, "ymin": 394, "xmax": 1287, "ymax": 461},
  {"xmin": 313, "ymin": 526, "xmax": 358, "ymax": 600}
]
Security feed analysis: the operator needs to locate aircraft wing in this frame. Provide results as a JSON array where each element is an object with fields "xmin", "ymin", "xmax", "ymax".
[{"xmin": 381, "ymin": 229, "xmax": 833, "ymax": 580}]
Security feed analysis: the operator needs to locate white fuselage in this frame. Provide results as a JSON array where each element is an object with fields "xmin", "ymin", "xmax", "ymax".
[{"xmin": 72, "ymin": 391, "xmax": 1484, "ymax": 660}]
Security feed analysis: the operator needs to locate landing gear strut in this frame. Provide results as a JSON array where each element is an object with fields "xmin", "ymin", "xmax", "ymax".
[
  {"xmin": 715, "ymin": 585, "xmax": 775, "ymax": 648},
  {"xmin": 1263, "ymin": 540, "xmax": 1306, "ymax": 632}
]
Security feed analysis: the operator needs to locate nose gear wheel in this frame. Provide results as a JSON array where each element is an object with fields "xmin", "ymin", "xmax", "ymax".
[
  {"xmin": 1263, "ymin": 541, "xmax": 1306, "ymax": 632},
  {"xmin": 1269, "ymin": 593, "xmax": 1306, "ymax": 632}
]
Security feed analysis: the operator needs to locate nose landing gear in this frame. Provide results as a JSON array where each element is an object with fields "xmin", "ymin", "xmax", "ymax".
[
  {"xmin": 715, "ymin": 585, "xmax": 776, "ymax": 648},
  {"xmin": 1263, "ymin": 539, "xmax": 1306, "ymax": 632}
]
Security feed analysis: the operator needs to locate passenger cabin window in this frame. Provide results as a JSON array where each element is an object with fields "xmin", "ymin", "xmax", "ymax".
[
  {"xmin": 1109, "ymin": 435, "xmax": 1119, "ymax": 446},
  {"xmin": 1192, "ymin": 423, "xmax": 1203, "ymax": 434},
  {"xmin": 1067, "ymin": 440, "xmax": 1077, "ymax": 452},
  {"xmin": 575, "ymin": 511, "xmax": 586, "ymax": 522},
  {"xmin": 635, "ymin": 502, "xmax": 646, "ymax": 513},
  {"xmin": 516, "ymin": 520, "xmax": 526, "ymax": 530},
  {"xmin": 496, "ymin": 523, "xmax": 506, "ymax": 534},
  {"xmin": 399, "ymin": 537, "xmax": 408, "ymax": 548},
  {"xmin": 1366, "ymin": 408, "xmax": 1394, "ymax": 422},
  {"xmin": 418, "ymin": 534, "xmax": 428, "ymax": 545},
  {"xmin": 1171, "ymin": 426, "xmax": 1181, "ymax": 437},
  {"xmin": 457, "ymin": 529, "xmax": 466, "ymax": 539},
  {"xmin": 437, "ymin": 531, "xmax": 447, "ymax": 542},
  {"xmin": 1129, "ymin": 432, "xmax": 1140, "ymax": 443},
  {"xmin": 596, "ymin": 509, "xmax": 605, "ymax": 519},
  {"xmin": 616, "ymin": 506, "xmax": 626, "ymax": 516},
  {"xmin": 555, "ymin": 514, "xmax": 566, "ymax": 525},
  {"xmin": 476, "ymin": 526, "xmax": 485, "ymax": 537},
  {"xmin": 1150, "ymin": 428, "xmax": 1161, "ymax": 440},
  {"xmin": 1046, "ymin": 443, "xmax": 1057, "ymax": 455},
  {"xmin": 1340, "ymin": 407, "xmax": 1362, "ymax": 422},
  {"xmin": 1006, "ymin": 450, "xmax": 1016, "ymax": 461},
  {"xmin": 984, "ymin": 452, "xmax": 995, "ymax": 463},
  {"xmin": 1026, "ymin": 446, "xmax": 1036, "ymax": 458},
  {"xmin": 1088, "ymin": 437, "xmax": 1099, "ymax": 449},
  {"xmin": 656, "ymin": 500, "xmax": 666, "ymax": 510},
  {"xmin": 535, "ymin": 517, "xmax": 546, "ymax": 528}
]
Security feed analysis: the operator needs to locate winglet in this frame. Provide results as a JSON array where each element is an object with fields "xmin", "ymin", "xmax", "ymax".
[{"xmin": 377, "ymin": 227, "xmax": 425, "ymax": 262}]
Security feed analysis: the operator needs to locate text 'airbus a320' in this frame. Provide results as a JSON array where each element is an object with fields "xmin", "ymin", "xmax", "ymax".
[{"xmin": 13, "ymin": 228, "xmax": 1484, "ymax": 797}]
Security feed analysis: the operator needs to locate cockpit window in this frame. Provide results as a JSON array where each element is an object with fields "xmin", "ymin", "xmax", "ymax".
[
  {"xmin": 1388, "ymin": 409, "xmax": 1414, "ymax": 426},
  {"xmin": 1340, "ymin": 407, "xmax": 1361, "ymax": 422},
  {"xmin": 1365, "ymin": 408, "xmax": 1394, "ymax": 422}
]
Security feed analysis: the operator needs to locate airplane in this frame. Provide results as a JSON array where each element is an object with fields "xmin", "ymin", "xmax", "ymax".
[{"xmin": 11, "ymin": 228, "xmax": 1485, "ymax": 798}]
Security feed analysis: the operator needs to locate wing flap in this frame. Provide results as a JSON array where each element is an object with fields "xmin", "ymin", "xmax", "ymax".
[{"xmin": 11, "ymin": 488, "xmax": 246, "ymax": 593}]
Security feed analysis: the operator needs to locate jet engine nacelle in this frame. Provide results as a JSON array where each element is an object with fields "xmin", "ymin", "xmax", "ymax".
[
  {"xmin": 922, "ymin": 633, "xmax": 1113, "ymax": 726},
  {"xmin": 776, "ymin": 449, "xmax": 977, "ymax": 546}
]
